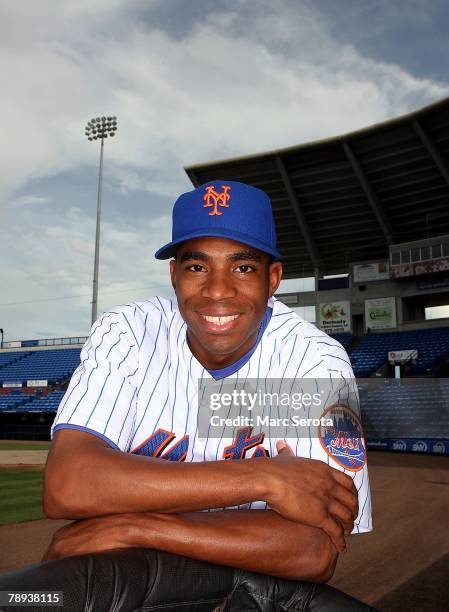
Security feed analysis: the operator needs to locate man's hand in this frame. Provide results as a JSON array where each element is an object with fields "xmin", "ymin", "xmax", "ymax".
[
  {"xmin": 42, "ymin": 514, "xmax": 137, "ymax": 561},
  {"xmin": 265, "ymin": 440, "xmax": 358, "ymax": 552}
]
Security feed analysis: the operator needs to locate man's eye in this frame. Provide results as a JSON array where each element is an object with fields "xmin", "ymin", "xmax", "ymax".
[
  {"xmin": 187, "ymin": 264, "xmax": 205, "ymax": 272},
  {"xmin": 235, "ymin": 265, "xmax": 254, "ymax": 273}
]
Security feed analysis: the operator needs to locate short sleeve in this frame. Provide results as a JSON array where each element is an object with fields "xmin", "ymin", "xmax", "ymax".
[
  {"xmin": 314, "ymin": 368, "xmax": 373, "ymax": 534},
  {"xmin": 280, "ymin": 336, "xmax": 373, "ymax": 534},
  {"xmin": 51, "ymin": 310, "xmax": 139, "ymax": 452}
]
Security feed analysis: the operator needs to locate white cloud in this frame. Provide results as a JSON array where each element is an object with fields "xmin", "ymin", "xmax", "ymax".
[
  {"xmin": 0, "ymin": 0, "xmax": 448, "ymax": 338},
  {"xmin": 0, "ymin": 203, "xmax": 172, "ymax": 339},
  {"xmin": 1, "ymin": 0, "xmax": 447, "ymax": 200},
  {"xmin": 9, "ymin": 195, "xmax": 52, "ymax": 207}
]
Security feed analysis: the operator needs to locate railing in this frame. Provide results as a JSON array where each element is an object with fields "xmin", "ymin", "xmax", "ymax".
[{"xmin": 1, "ymin": 337, "xmax": 87, "ymax": 349}]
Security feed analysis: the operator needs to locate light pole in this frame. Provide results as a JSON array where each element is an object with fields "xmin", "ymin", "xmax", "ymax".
[
  {"xmin": 0, "ymin": 328, "xmax": 3, "ymax": 349},
  {"xmin": 84, "ymin": 116, "xmax": 118, "ymax": 324}
]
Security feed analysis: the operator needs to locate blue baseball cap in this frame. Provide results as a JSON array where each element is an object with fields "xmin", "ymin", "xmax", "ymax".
[{"xmin": 155, "ymin": 180, "xmax": 281, "ymax": 260}]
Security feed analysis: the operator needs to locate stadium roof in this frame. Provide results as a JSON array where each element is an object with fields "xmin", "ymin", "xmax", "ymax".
[{"xmin": 185, "ymin": 96, "xmax": 449, "ymax": 279}]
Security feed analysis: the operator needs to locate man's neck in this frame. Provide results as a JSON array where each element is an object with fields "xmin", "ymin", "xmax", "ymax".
[{"xmin": 186, "ymin": 330, "xmax": 260, "ymax": 371}]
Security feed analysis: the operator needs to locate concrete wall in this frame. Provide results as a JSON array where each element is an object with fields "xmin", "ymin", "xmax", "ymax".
[
  {"xmin": 277, "ymin": 275, "xmax": 449, "ymax": 333},
  {"xmin": 0, "ymin": 344, "xmax": 84, "ymax": 354}
]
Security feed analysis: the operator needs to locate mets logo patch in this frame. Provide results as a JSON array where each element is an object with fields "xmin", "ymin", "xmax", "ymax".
[
  {"xmin": 318, "ymin": 404, "xmax": 366, "ymax": 472},
  {"xmin": 203, "ymin": 184, "xmax": 231, "ymax": 216}
]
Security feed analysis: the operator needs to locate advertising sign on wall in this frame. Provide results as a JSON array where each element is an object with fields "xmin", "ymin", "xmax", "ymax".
[
  {"xmin": 365, "ymin": 297, "xmax": 397, "ymax": 330},
  {"xmin": 390, "ymin": 257, "xmax": 449, "ymax": 279},
  {"xmin": 318, "ymin": 301, "xmax": 351, "ymax": 333},
  {"xmin": 27, "ymin": 380, "xmax": 48, "ymax": 388},
  {"xmin": 388, "ymin": 350, "xmax": 418, "ymax": 363},
  {"xmin": 417, "ymin": 275, "xmax": 449, "ymax": 291},
  {"xmin": 353, "ymin": 261, "xmax": 389, "ymax": 283}
]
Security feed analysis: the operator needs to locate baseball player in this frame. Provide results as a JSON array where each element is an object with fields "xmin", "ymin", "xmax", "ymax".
[{"xmin": 0, "ymin": 181, "xmax": 374, "ymax": 611}]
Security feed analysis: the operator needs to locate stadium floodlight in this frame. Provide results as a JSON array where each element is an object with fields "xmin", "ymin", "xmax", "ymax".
[{"xmin": 84, "ymin": 116, "xmax": 118, "ymax": 325}]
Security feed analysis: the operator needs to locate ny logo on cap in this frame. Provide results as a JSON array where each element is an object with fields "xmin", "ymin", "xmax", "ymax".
[{"xmin": 203, "ymin": 185, "xmax": 231, "ymax": 216}]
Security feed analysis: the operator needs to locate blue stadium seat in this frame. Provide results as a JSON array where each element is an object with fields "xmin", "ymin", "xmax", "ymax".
[
  {"xmin": 0, "ymin": 351, "xmax": 33, "ymax": 370},
  {"xmin": 0, "ymin": 348, "xmax": 81, "ymax": 384},
  {"xmin": 22, "ymin": 390, "xmax": 66, "ymax": 413},
  {"xmin": 358, "ymin": 379, "xmax": 449, "ymax": 440},
  {"xmin": 351, "ymin": 327, "xmax": 449, "ymax": 376},
  {"xmin": 328, "ymin": 333, "xmax": 352, "ymax": 348},
  {"xmin": 0, "ymin": 394, "xmax": 35, "ymax": 412}
]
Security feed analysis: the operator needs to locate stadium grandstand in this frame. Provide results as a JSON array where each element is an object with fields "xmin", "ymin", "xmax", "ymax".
[
  {"xmin": 0, "ymin": 339, "xmax": 84, "ymax": 440},
  {"xmin": 2, "ymin": 97, "xmax": 449, "ymax": 456},
  {"xmin": 185, "ymin": 95, "xmax": 449, "ymax": 457}
]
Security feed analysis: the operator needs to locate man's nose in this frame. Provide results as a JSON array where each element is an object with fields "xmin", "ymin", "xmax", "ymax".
[{"xmin": 201, "ymin": 269, "xmax": 237, "ymax": 300}]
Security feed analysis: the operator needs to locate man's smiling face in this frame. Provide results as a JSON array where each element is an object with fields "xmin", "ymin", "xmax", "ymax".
[{"xmin": 170, "ymin": 237, "xmax": 282, "ymax": 370}]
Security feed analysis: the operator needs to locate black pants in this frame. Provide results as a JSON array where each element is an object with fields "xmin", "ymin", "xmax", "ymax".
[{"xmin": 0, "ymin": 548, "xmax": 377, "ymax": 611}]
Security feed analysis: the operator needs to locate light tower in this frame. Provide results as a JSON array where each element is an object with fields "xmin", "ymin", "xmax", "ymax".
[{"xmin": 84, "ymin": 116, "xmax": 118, "ymax": 324}]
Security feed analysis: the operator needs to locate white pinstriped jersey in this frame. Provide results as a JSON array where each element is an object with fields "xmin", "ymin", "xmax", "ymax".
[{"xmin": 51, "ymin": 296, "xmax": 372, "ymax": 533}]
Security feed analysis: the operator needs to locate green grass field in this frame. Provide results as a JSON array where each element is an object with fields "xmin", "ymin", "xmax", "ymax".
[
  {"xmin": 0, "ymin": 468, "xmax": 45, "ymax": 525},
  {"xmin": 0, "ymin": 441, "xmax": 51, "ymax": 451}
]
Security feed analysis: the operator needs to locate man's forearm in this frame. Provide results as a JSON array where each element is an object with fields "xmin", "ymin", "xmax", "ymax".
[
  {"xmin": 44, "ymin": 433, "xmax": 267, "ymax": 519},
  {"xmin": 132, "ymin": 509, "xmax": 338, "ymax": 582},
  {"xmin": 45, "ymin": 508, "xmax": 338, "ymax": 581}
]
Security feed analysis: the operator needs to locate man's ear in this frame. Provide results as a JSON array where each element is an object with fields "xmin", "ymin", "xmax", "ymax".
[
  {"xmin": 169, "ymin": 259, "xmax": 177, "ymax": 291},
  {"xmin": 268, "ymin": 261, "xmax": 283, "ymax": 297}
]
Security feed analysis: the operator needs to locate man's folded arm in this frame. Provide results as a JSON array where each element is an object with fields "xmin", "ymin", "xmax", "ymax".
[
  {"xmin": 45, "ymin": 508, "xmax": 339, "ymax": 582},
  {"xmin": 44, "ymin": 429, "xmax": 357, "ymax": 552},
  {"xmin": 44, "ymin": 429, "xmax": 268, "ymax": 518},
  {"xmin": 135, "ymin": 509, "xmax": 339, "ymax": 582}
]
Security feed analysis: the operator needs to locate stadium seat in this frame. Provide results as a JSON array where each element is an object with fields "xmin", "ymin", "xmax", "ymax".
[
  {"xmin": 18, "ymin": 390, "xmax": 66, "ymax": 413},
  {"xmin": 329, "ymin": 333, "xmax": 353, "ymax": 348},
  {"xmin": 350, "ymin": 327, "xmax": 449, "ymax": 376},
  {"xmin": 0, "ymin": 394, "xmax": 34, "ymax": 412},
  {"xmin": 358, "ymin": 379, "xmax": 449, "ymax": 441},
  {"xmin": 0, "ymin": 348, "xmax": 81, "ymax": 385}
]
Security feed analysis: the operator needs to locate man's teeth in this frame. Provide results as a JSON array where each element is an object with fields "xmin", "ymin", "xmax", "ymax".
[{"xmin": 202, "ymin": 314, "xmax": 239, "ymax": 325}]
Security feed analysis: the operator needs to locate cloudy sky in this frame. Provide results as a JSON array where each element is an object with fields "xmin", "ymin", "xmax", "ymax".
[{"xmin": 1, "ymin": 0, "xmax": 449, "ymax": 341}]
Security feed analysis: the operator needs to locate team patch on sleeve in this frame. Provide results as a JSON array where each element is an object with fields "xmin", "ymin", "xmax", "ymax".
[{"xmin": 318, "ymin": 404, "xmax": 366, "ymax": 472}]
